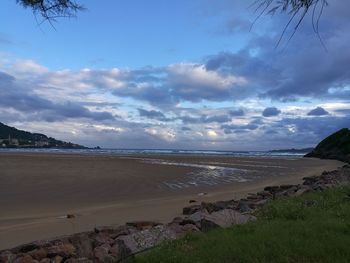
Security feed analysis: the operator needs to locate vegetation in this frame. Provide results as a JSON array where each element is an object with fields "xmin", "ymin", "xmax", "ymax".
[
  {"xmin": 252, "ymin": 0, "xmax": 328, "ymax": 47},
  {"xmin": 305, "ymin": 128, "xmax": 350, "ymax": 163},
  {"xmin": 127, "ymin": 186, "xmax": 350, "ymax": 263},
  {"xmin": 16, "ymin": 0, "xmax": 84, "ymax": 25},
  {"xmin": 0, "ymin": 121, "xmax": 86, "ymax": 148}
]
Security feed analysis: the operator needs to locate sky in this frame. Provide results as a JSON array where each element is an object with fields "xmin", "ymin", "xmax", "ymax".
[{"xmin": 0, "ymin": 0, "xmax": 349, "ymax": 150}]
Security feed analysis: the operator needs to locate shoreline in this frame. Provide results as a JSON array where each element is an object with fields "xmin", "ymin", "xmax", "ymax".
[{"xmin": 0, "ymin": 153, "xmax": 343, "ymax": 249}]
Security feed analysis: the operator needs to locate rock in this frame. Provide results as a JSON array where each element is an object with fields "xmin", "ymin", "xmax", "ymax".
[
  {"xmin": 51, "ymin": 256, "xmax": 62, "ymax": 263},
  {"xmin": 257, "ymin": 191, "xmax": 273, "ymax": 199},
  {"xmin": 0, "ymin": 251, "xmax": 16, "ymax": 263},
  {"xmin": 46, "ymin": 243, "xmax": 76, "ymax": 258},
  {"xmin": 189, "ymin": 200, "xmax": 197, "ymax": 203},
  {"xmin": 64, "ymin": 258, "xmax": 93, "ymax": 263},
  {"xmin": 116, "ymin": 225, "xmax": 178, "ymax": 255},
  {"xmin": 264, "ymin": 186, "xmax": 280, "ymax": 193},
  {"xmin": 294, "ymin": 187, "xmax": 310, "ymax": 196},
  {"xmin": 13, "ymin": 255, "xmax": 38, "ymax": 263},
  {"xmin": 182, "ymin": 205, "xmax": 201, "ymax": 215},
  {"xmin": 39, "ymin": 258, "xmax": 50, "ymax": 263},
  {"xmin": 280, "ymin": 184, "xmax": 295, "ymax": 190},
  {"xmin": 94, "ymin": 225, "xmax": 132, "ymax": 239},
  {"xmin": 68, "ymin": 233, "xmax": 94, "ymax": 258},
  {"xmin": 93, "ymin": 244, "xmax": 111, "ymax": 262},
  {"xmin": 94, "ymin": 232, "xmax": 114, "ymax": 246},
  {"xmin": 28, "ymin": 248, "xmax": 47, "ymax": 261},
  {"xmin": 17, "ymin": 244, "xmax": 40, "ymax": 254},
  {"xmin": 254, "ymin": 198, "xmax": 269, "ymax": 207},
  {"xmin": 66, "ymin": 214, "xmax": 75, "ymax": 219},
  {"xmin": 125, "ymin": 221, "xmax": 161, "ymax": 231},
  {"xmin": 188, "ymin": 209, "xmax": 255, "ymax": 231},
  {"xmin": 237, "ymin": 201, "xmax": 254, "ymax": 213}
]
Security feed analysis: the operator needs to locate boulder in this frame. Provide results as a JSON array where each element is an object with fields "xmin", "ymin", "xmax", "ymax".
[
  {"xmin": 182, "ymin": 205, "xmax": 201, "ymax": 215},
  {"xmin": 125, "ymin": 221, "xmax": 161, "ymax": 231},
  {"xmin": 116, "ymin": 225, "xmax": 178, "ymax": 255},
  {"xmin": 27, "ymin": 249, "xmax": 47, "ymax": 261},
  {"xmin": 188, "ymin": 209, "xmax": 255, "ymax": 231},
  {"xmin": 93, "ymin": 244, "xmax": 111, "ymax": 262},
  {"xmin": 46, "ymin": 243, "xmax": 76, "ymax": 258}
]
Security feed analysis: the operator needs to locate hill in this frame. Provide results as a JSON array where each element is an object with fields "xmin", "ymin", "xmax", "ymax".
[
  {"xmin": 305, "ymin": 128, "xmax": 350, "ymax": 163},
  {"xmin": 0, "ymin": 122, "xmax": 86, "ymax": 149}
]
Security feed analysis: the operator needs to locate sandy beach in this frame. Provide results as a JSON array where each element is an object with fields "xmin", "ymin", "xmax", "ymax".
[{"xmin": 0, "ymin": 153, "xmax": 344, "ymax": 249}]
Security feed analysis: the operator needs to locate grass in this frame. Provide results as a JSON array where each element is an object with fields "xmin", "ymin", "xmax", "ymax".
[{"xmin": 125, "ymin": 186, "xmax": 350, "ymax": 263}]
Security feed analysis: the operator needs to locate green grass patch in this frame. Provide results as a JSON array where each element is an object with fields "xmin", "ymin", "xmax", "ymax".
[{"xmin": 125, "ymin": 186, "xmax": 350, "ymax": 263}]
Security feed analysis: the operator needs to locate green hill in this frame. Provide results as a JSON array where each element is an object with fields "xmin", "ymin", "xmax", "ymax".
[
  {"xmin": 305, "ymin": 128, "xmax": 350, "ymax": 163},
  {"xmin": 0, "ymin": 122, "xmax": 86, "ymax": 149}
]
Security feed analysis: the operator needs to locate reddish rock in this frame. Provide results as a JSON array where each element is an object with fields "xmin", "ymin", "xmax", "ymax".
[
  {"xmin": 182, "ymin": 205, "xmax": 201, "ymax": 215},
  {"xmin": 13, "ymin": 255, "xmax": 38, "ymax": 263},
  {"xmin": 52, "ymin": 256, "xmax": 63, "ymax": 263},
  {"xmin": 39, "ymin": 258, "xmax": 50, "ymax": 263},
  {"xmin": 28, "ymin": 248, "xmax": 47, "ymax": 260},
  {"xmin": 93, "ymin": 244, "xmax": 111, "ymax": 262},
  {"xmin": 94, "ymin": 233, "xmax": 114, "ymax": 245},
  {"xmin": 46, "ymin": 243, "xmax": 76, "ymax": 258},
  {"xmin": 125, "ymin": 221, "xmax": 161, "ymax": 231}
]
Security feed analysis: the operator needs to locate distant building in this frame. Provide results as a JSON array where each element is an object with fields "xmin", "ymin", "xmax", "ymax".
[{"xmin": 35, "ymin": 139, "xmax": 49, "ymax": 147}]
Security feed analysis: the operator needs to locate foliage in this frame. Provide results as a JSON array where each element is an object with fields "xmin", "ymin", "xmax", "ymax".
[
  {"xmin": 127, "ymin": 186, "xmax": 350, "ymax": 263},
  {"xmin": 305, "ymin": 128, "xmax": 350, "ymax": 163},
  {"xmin": 16, "ymin": 0, "xmax": 84, "ymax": 25}
]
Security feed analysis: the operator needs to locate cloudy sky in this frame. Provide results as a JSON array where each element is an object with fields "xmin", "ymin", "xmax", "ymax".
[{"xmin": 0, "ymin": 0, "xmax": 349, "ymax": 150}]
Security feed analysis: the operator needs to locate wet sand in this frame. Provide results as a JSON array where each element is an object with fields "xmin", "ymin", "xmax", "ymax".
[{"xmin": 0, "ymin": 153, "xmax": 344, "ymax": 249}]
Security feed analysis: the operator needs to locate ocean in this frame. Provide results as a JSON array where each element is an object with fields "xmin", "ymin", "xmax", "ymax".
[{"xmin": 0, "ymin": 148, "xmax": 307, "ymax": 157}]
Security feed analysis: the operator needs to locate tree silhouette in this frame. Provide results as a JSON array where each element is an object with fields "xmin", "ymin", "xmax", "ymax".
[
  {"xmin": 16, "ymin": 0, "xmax": 84, "ymax": 26},
  {"xmin": 252, "ymin": 0, "xmax": 328, "ymax": 48}
]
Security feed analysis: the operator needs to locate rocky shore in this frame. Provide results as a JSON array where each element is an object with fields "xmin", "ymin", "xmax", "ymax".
[{"xmin": 1, "ymin": 164, "xmax": 349, "ymax": 263}]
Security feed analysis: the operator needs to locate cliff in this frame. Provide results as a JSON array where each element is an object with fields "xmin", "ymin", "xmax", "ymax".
[{"xmin": 305, "ymin": 128, "xmax": 350, "ymax": 163}]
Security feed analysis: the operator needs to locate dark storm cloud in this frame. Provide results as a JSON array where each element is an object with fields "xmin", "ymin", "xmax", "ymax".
[
  {"xmin": 228, "ymin": 108, "xmax": 245, "ymax": 116},
  {"xmin": 0, "ymin": 71, "xmax": 115, "ymax": 122},
  {"xmin": 137, "ymin": 108, "xmax": 171, "ymax": 122},
  {"xmin": 262, "ymin": 107, "xmax": 281, "ymax": 117},
  {"xmin": 221, "ymin": 120, "xmax": 260, "ymax": 134},
  {"xmin": 307, "ymin": 107, "xmax": 329, "ymax": 116},
  {"xmin": 204, "ymin": 1, "xmax": 350, "ymax": 102},
  {"xmin": 268, "ymin": 115, "xmax": 350, "ymax": 145},
  {"xmin": 178, "ymin": 114, "xmax": 231, "ymax": 124}
]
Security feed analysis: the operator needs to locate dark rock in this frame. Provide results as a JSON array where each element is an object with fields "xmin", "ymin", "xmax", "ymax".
[
  {"xmin": 46, "ymin": 243, "xmax": 76, "ymax": 258},
  {"xmin": 28, "ymin": 248, "xmax": 47, "ymax": 261},
  {"xmin": 94, "ymin": 232, "xmax": 114, "ymax": 246},
  {"xmin": 93, "ymin": 244, "xmax": 111, "ymax": 262},
  {"xmin": 257, "ymin": 191, "xmax": 273, "ymax": 199},
  {"xmin": 13, "ymin": 255, "xmax": 38, "ymax": 263},
  {"xmin": 0, "ymin": 251, "xmax": 16, "ymax": 263},
  {"xmin": 17, "ymin": 244, "xmax": 40, "ymax": 254},
  {"xmin": 264, "ymin": 186, "xmax": 280, "ymax": 193},
  {"xmin": 68, "ymin": 233, "xmax": 94, "ymax": 258},
  {"xmin": 51, "ymin": 256, "xmax": 62, "ymax": 263},
  {"xmin": 189, "ymin": 200, "xmax": 197, "ymax": 203},
  {"xmin": 237, "ymin": 201, "xmax": 254, "ymax": 213},
  {"xmin": 182, "ymin": 205, "xmax": 201, "ymax": 215},
  {"xmin": 125, "ymin": 221, "xmax": 161, "ymax": 231},
  {"xmin": 64, "ymin": 258, "xmax": 93, "ymax": 263}
]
